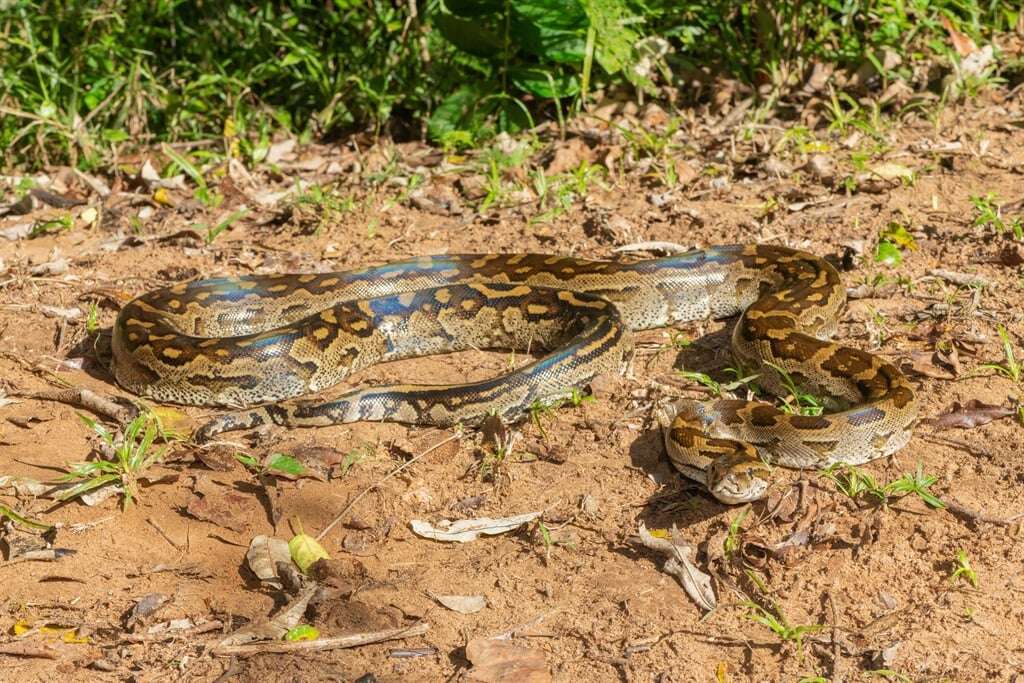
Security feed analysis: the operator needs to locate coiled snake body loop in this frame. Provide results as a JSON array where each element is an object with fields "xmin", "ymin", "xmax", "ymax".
[{"xmin": 112, "ymin": 245, "xmax": 916, "ymax": 502}]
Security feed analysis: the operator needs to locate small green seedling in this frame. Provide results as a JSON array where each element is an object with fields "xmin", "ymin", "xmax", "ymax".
[
  {"xmin": 765, "ymin": 362, "xmax": 824, "ymax": 416},
  {"xmin": 678, "ymin": 368, "xmax": 759, "ymax": 398},
  {"xmin": 742, "ymin": 601, "xmax": 823, "ymax": 654},
  {"xmin": 972, "ymin": 192, "xmax": 1023, "ymax": 239},
  {"xmin": 980, "ymin": 324, "xmax": 1021, "ymax": 383},
  {"xmin": 950, "ymin": 550, "xmax": 979, "ymax": 588},
  {"xmin": 723, "ymin": 506, "xmax": 750, "ymax": 557},
  {"xmin": 884, "ymin": 464, "xmax": 946, "ymax": 509},
  {"xmin": 822, "ymin": 463, "xmax": 944, "ymax": 509},
  {"xmin": 85, "ymin": 301, "xmax": 100, "ymax": 334},
  {"xmin": 63, "ymin": 413, "xmax": 166, "ymax": 509}
]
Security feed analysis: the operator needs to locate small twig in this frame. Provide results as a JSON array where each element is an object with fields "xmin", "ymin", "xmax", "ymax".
[
  {"xmin": 315, "ymin": 431, "xmax": 461, "ymax": 542},
  {"xmin": 0, "ymin": 643, "xmax": 58, "ymax": 659},
  {"xmin": 210, "ymin": 621, "xmax": 430, "ymax": 657},
  {"xmin": 18, "ymin": 388, "xmax": 135, "ymax": 424},
  {"xmin": 944, "ymin": 499, "xmax": 1024, "ymax": 527},
  {"xmin": 926, "ymin": 269, "xmax": 994, "ymax": 289},
  {"xmin": 919, "ymin": 433, "xmax": 995, "ymax": 459},
  {"xmin": 121, "ymin": 619, "xmax": 224, "ymax": 644},
  {"xmin": 490, "ymin": 609, "xmax": 558, "ymax": 640},
  {"xmin": 147, "ymin": 517, "xmax": 184, "ymax": 551}
]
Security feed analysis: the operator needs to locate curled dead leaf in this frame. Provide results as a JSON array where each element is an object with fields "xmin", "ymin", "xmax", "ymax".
[
  {"xmin": 636, "ymin": 523, "xmax": 716, "ymax": 611},
  {"xmin": 410, "ymin": 512, "xmax": 540, "ymax": 543}
]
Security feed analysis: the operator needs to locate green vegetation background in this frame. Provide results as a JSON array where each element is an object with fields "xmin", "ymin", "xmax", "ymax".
[{"xmin": 0, "ymin": 0, "xmax": 1018, "ymax": 169}]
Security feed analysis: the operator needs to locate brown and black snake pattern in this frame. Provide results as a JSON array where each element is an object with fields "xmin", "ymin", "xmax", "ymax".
[{"xmin": 112, "ymin": 245, "xmax": 917, "ymax": 502}]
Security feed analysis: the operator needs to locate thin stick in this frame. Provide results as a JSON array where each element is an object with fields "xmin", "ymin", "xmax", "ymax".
[
  {"xmin": 210, "ymin": 622, "xmax": 430, "ymax": 657},
  {"xmin": 315, "ymin": 432, "xmax": 461, "ymax": 542},
  {"xmin": 0, "ymin": 643, "xmax": 57, "ymax": 659},
  {"xmin": 147, "ymin": 517, "xmax": 184, "ymax": 551},
  {"xmin": 945, "ymin": 499, "xmax": 1024, "ymax": 527}
]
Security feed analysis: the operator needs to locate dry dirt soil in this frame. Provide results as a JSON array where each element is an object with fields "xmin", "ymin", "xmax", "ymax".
[{"xmin": 1, "ymin": 93, "xmax": 1023, "ymax": 683}]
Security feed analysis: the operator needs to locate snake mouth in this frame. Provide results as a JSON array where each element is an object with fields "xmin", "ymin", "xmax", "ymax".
[{"xmin": 709, "ymin": 476, "xmax": 770, "ymax": 504}]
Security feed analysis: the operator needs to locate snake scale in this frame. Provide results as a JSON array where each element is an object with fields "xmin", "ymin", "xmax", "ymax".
[{"xmin": 112, "ymin": 244, "xmax": 917, "ymax": 502}]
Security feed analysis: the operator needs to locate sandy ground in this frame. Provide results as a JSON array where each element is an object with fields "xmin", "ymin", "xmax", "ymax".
[{"xmin": 1, "ymin": 92, "xmax": 1023, "ymax": 682}]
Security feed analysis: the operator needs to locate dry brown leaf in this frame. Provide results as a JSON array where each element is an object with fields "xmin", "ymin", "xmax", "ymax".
[
  {"xmin": 215, "ymin": 585, "xmax": 317, "ymax": 648},
  {"xmin": 465, "ymin": 637, "xmax": 551, "ymax": 683},
  {"xmin": 941, "ymin": 16, "xmax": 978, "ymax": 57},
  {"xmin": 245, "ymin": 535, "xmax": 291, "ymax": 588},
  {"xmin": 410, "ymin": 512, "xmax": 540, "ymax": 543},
  {"xmin": 185, "ymin": 491, "xmax": 252, "ymax": 532},
  {"xmin": 923, "ymin": 400, "xmax": 1015, "ymax": 431},
  {"xmin": 636, "ymin": 523, "xmax": 716, "ymax": 611},
  {"xmin": 432, "ymin": 594, "xmax": 487, "ymax": 614}
]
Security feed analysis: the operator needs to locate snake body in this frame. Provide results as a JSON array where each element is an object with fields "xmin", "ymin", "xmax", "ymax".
[{"xmin": 112, "ymin": 245, "xmax": 917, "ymax": 502}]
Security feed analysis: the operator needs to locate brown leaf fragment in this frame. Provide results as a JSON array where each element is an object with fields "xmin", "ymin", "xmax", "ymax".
[
  {"xmin": 310, "ymin": 557, "xmax": 367, "ymax": 595},
  {"xmin": 923, "ymin": 400, "xmax": 1015, "ymax": 430},
  {"xmin": 194, "ymin": 445, "xmax": 242, "ymax": 472},
  {"xmin": 215, "ymin": 585, "xmax": 318, "ymax": 648},
  {"xmin": 941, "ymin": 16, "xmax": 978, "ymax": 56},
  {"xmin": 465, "ymin": 637, "xmax": 551, "ymax": 683},
  {"xmin": 636, "ymin": 523, "xmax": 716, "ymax": 610},
  {"xmin": 245, "ymin": 535, "xmax": 291, "ymax": 588},
  {"xmin": 431, "ymin": 594, "xmax": 487, "ymax": 614},
  {"xmin": 125, "ymin": 593, "xmax": 170, "ymax": 631},
  {"xmin": 185, "ymin": 491, "xmax": 252, "ymax": 532},
  {"xmin": 903, "ymin": 351, "xmax": 956, "ymax": 380}
]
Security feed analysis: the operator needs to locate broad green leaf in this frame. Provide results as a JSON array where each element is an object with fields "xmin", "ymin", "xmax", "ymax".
[
  {"xmin": 508, "ymin": 66, "xmax": 579, "ymax": 98},
  {"xmin": 428, "ymin": 85, "xmax": 488, "ymax": 140},
  {"xmin": 583, "ymin": 0, "xmax": 643, "ymax": 82},
  {"xmin": 874, "ymin": 240, "xmax": 902, "ymax": 266},
  {"xmin": 515, "ymin": 0, "xmax": 588, "ymax": 31},
  {"xmin": 288, "ymin": 532, "xmax": 330, "ymax": 572},
  {"xmin": 265, "ymin": 453, "xmax": 305, "ymax": 477},
  {"xmin": 511, "ymin": 18, "xmax": 586, "ymax": 63},
  {"xmin": 285, "ymin": 624, "xmax": 320, "ymax": 641},
  {"xmin": 434, "ymin": 12, "xmax": 502, "ymax": 57}
]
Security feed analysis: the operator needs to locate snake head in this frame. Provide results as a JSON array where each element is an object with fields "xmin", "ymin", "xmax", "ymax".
[{"xmin": 706, "ymin": 452, "xmax": 772, "ymax": 504}]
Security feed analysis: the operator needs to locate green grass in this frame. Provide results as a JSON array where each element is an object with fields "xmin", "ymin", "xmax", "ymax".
[
  {"xmin": 741, "ymin": 601, "xmax": 824, "ymax": 655},
  {"xmin": 62, "ymin": 413, "xmax": 166, "ymax": 510},
  {"xmin": 972, "ymin": 192, "xmax": 1024, "ymax": 240},
  {"xmin": 821, "ymin": 462, "xmax": 946, "ymax": 509},
  {"xmin": 2, "ymin": 1, "xmax": 1019, "ymax": 170},
  {"xmin": 980, "ymin": 324, "xmax": 1022, "ymax": 383}
]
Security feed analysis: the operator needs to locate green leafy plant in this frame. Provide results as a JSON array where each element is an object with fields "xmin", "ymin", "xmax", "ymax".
[
  {"xmin": 62, "ymin": 413, "xmax": 166, "ymax": 509},
  {"xmin": 821, "ymin": 463, "xmax": 945, "ymax": 509},
  {"xmin": 742, "ymin": 601, "xmax": 823, "ymax": 654},
  {"xmin": 972, "ymin": 192, "xmax": 1023, "ymax": 239},
  {"xmin": 764, "ymin": 362, "xmax": 824, "ymax": 416},
  {"xmin": 677, "ymin": 368, "xmax": 759, "ymax": 398},
  {"xmin": 723, "ymin": 506, "xmax": 750, "ymax": 557}
]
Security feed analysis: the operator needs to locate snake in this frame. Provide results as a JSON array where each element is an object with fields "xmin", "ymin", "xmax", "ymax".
[{"xmin": 111, "ymin": 244, "xmax": 917, "ymax": 503}]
